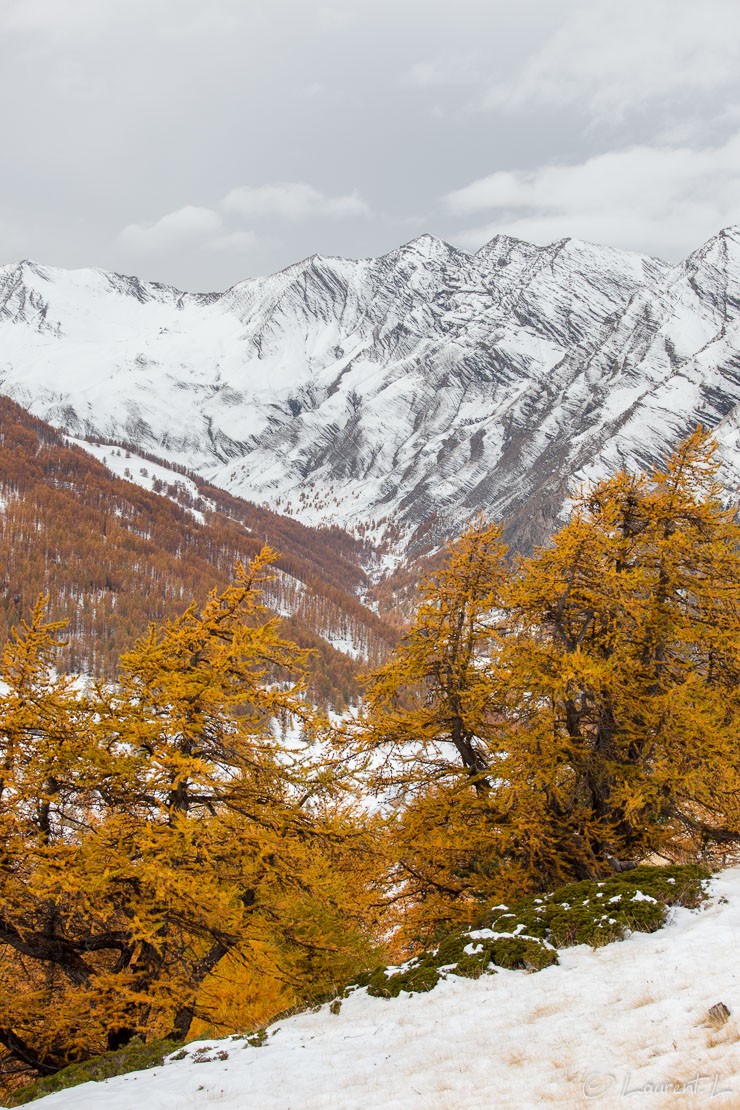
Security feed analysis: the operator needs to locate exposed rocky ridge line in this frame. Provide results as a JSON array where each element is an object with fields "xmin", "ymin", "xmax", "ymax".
[{"xmin": 0, "ymin": 228, "xmax": 739, "ymax": 551}]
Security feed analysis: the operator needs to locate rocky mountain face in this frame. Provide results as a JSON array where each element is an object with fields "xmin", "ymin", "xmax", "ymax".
[{"xmin": 2, "ymin": 226, "xmax": 740, "ymax": 552}]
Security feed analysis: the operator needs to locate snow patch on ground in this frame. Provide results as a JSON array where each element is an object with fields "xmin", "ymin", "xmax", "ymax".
[
  {"xmin": 322, "ymin": 631, "xmax": 367, "ymax": 661},
  {"xmin": 18, "ymin": 868, "xmax": 740, "ymax": 1109},
  {"xmin": 67, "ymin": 438, "xmax": 213, "ymax": 523}
]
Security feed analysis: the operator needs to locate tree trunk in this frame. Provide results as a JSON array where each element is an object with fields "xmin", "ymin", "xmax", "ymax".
[{"xmin": 167, "ymin": 940, "xmax": 229, "ymax": 1043}]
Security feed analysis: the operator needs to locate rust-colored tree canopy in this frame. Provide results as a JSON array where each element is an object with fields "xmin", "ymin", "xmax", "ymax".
[
  {"xmin": 0, "ymin": 552, "xmax": 382, "ymax": 1091},
  {"xmin": 351, "ymin": 431, "xmax": 740, "ymax": 945}
]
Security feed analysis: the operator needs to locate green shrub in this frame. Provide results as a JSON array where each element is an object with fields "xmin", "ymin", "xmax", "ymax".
[
  {"xmin": 346, "ymin": 864, "xmax": 709, "ymax": 1001},
  {"xmin": 8, "ymin": 1039, "xmax": 178, "ymax": 1107}
]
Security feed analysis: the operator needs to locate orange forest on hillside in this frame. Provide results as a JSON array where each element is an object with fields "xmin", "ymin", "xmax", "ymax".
[{"xmin": 0, "ymin": 397, "xmax": 396, "ymax": 707}]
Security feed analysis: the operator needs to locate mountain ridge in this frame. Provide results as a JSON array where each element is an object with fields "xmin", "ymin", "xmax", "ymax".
[{"xmin": 1, "ymin": 226, "xmax": 739, "ymax": 551}]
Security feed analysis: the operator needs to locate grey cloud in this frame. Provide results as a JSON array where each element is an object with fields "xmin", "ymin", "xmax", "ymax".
[
  {"xmin": 2, "ymin": 0, "xmax": 740, "ymax": 289},
  {"xmin": 443, "ymin": 136, "xmax": 740, "ymax": 260}
]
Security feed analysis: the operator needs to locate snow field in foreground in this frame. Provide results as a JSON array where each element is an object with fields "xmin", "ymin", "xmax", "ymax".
[{"xmin": 16, "ymin": 869, "xmax": 740, "ymax": 1110}]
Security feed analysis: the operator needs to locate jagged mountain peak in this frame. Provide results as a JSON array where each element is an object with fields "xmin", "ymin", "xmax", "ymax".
[
  {"xmin": 475, "ymin": 229, "xmax": 666, "ymax": 263},
  {"xmin": 668, "ymin": 223, "xmax": 740, "ymax": 295},
  {"xmin": 12, "ymin": 258, "xmax": 52, "ymax": 278},
  {"xmin": 1, "ymin": 256, "xmax": 191, "ymax": 315},
  {"xmin": 383, "ymin": 232, "xmax": 462, "ymax": 260},
  {"xmin": 474, "ymin": 232, "xmax": 541, "ymax": 266},
  {"xmin": 697, "ymin": 222, "xmax": 740, "ymax": 250}
]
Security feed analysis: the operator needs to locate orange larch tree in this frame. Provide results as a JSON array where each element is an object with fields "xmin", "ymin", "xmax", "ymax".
[
  {"xmin": 499, "ymin": 429, "xmax": 740, "ymax": 882},
  {"xmin": 353, "ymin": 432, "xmax": 740, "ymax": 944},
  {"xmin": 349, "ymin": 518, "xmax": 513, "ymax": 944},
  {"xmin": 0, "ymin": 550, "xmax": 379, "ymax": 1091}
]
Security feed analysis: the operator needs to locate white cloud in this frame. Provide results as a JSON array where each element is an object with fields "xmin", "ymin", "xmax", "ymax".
[
  {"xmin": 405, "ymin": 0, "xmax": 740, "ymax": 136},
  {"xmin": 118, "ymin": 206, "xmax": 222, "ymax": 254},
  {"xmin": 115, "ymin": 179, "xmax": 372, "ymax": 269},
  {"xmin": 480, "ymin": 0, "xmax": 740, "ymax": 129},
  {"xmin": 443, "ymin": 136, "xmax": 740, "ymax": 260},
  {"xmin": 208, "ymin": 230, "xmax": 258, "ymax": 253},
  {"xmin": 222, "ymin": 182, "xmax": 370, "ymax": 222}
]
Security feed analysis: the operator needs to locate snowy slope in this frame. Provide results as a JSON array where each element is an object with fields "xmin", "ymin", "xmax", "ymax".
[
  {"xmin": 66, "ymin": 438, "xmax": 216, "ymax": 523},
  {"xmin": 2, "ymin": 229, "xmax": 740, "ymax": 549},
  {"xmin": 16, "ymin": 868, "xmax": 740, "ymax": 1109}
]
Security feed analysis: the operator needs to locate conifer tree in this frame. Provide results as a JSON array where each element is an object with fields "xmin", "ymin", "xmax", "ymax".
[
  {"xmin": 0, "ymin": 552, "xmax": 378, "ymax": 1090},
  {"xmin": 500, "ymin": 429, "xmax": 740, "ymax": 881},
  {"xmin": 351, "ymin": 519, "xmax": 512, "ymax": 942},
  {"xmin": 354, "ymin": 432, "xmax": 740, "ymax": 941},
  {"xmin": 359, "ymin": 517, "xmax": 509, "ymax": 789}
]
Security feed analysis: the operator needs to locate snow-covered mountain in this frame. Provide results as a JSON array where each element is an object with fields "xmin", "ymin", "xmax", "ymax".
[{"xmin": 2, "ymin": 227, "xmax": 740, "ymax": 550}]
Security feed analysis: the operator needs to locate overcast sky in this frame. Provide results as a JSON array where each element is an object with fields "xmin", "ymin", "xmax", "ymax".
[{"xmin": 2, "ymin": 0, "xmax": 740, "ymax": 290}]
